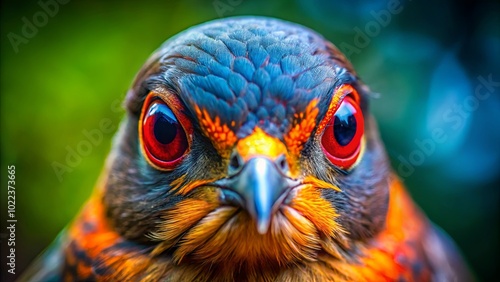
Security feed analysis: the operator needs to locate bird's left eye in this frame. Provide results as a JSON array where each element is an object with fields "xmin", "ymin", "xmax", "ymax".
[
  {"xmin": 140, "ymin": 96, "xmax": 189, "ymax": 170},
  {"xmin": 320, "ymin": 96, "xmax": 364, "ymax": 170}
]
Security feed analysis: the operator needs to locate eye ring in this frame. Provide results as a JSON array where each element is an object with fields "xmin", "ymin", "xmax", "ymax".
[
  {"xmin": 319, "ymin": 88, "xmax": 364, "ymax": 170},
  {"xmin": 139, "ymin": 93, "xmax": 191, "ymax": 170}
]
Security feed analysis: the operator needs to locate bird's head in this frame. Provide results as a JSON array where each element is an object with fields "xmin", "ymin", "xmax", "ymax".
[{"xmin": 102, "ymin": 17, "xmax": 391, "ymax": 270}]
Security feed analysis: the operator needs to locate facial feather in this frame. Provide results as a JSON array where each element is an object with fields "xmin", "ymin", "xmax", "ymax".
[
  {"xmin": 12, "ymin": 16, "xmax": 471, "ymax": 282},
  {"xmin": 101, "ymin": 17, "xmax": 394, "ymax": 278}
]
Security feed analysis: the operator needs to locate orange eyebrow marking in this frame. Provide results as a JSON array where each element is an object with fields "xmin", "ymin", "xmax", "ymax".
[
  {"xmin": 316, "ymin": 84, "xmax": 359, "ymax": 136},
  {"xmin": 194, "ymin": 105, "xmax": 237, "ymax": 157},
  {"xmin": 284, "ymin": 99, "xmax": 320, "ymax": 156},
  {"xmin": 236, "ymin": 127, "xmax": 287, "ymax": 162}
]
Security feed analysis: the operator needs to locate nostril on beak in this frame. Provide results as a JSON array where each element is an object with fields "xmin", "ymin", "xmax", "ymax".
[
  {"xmin": 218, "ymin": 151, "xmax": 298, "ymax": 234},
  {"xmin": 229, "ymin": 151, "xmax": 289, "ymax": 177},
  {"xmin": 228, "ymin": 151, "xmax": 244, "ymax": 176},
  {"xmin": 275, "ymin": 154, "xmax": 289, "ymax": 175}
]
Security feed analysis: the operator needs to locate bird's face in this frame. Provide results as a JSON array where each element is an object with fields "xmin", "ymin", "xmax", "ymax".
[{"xmin": 102, "ymin": 18, "xmax": 391, "ymax": 269}]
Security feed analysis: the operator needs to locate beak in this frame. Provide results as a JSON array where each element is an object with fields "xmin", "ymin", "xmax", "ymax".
[{"xmin": 215, "ymin": 155, "xmax": 298, "ymax": 234}]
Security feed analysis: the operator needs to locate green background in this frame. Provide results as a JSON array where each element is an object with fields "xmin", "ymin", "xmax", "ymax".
[{"xmin": 1, "ymin": 0, "xmax": 499, "ymax": 281}]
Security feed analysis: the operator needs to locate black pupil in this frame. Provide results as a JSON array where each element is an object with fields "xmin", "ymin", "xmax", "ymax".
[
  {"xmin": 333, "ymin": 104, "xmax": 357, "ymax": 146},
  {"xmin": 154, "ymin": 115, "xmax": 177, "ymax": 144}
]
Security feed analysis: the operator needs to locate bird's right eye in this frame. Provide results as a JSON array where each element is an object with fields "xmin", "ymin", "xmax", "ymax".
[{"xmin": 140, "ymin": 96, "xmax": 189, "ymax": 170}]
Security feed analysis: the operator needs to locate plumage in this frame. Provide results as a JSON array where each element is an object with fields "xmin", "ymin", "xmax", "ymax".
[{"xmin": 20, "ymin": 17, "xmax": 472, "ymax": 282}]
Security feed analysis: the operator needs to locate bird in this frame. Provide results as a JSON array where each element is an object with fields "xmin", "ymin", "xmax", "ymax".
[{"xmin": 20, "ymin": 17, "xmax": 473, "ymax": 281}]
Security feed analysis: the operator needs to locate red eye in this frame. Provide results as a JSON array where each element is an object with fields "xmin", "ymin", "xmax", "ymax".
[
  {"xmin": 140, "ymin": 97, "xmax": 189, "ymax": 169},
  {"xmin": 320, "ymin": 96, "xmax": 364, "ymax": 170}
]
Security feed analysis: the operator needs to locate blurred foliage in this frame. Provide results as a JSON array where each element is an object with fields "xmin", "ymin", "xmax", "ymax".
[{"xmin": 1, "ymin": 0, "xmax": 499, "ymax": 281}]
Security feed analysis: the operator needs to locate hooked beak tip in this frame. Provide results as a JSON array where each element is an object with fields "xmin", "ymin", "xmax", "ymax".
[
  {"xmin": 257, "ymin": 218, "xmax": 271, "ymax": 234},
  {"xmin": 218, "ymin": 156, "xmax": 298, "ymax": 235}
]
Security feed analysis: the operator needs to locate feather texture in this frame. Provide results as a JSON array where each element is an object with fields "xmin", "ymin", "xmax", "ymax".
[{"xmin": 21, "ymin": 17, "xmax": 472, "ymax": 282}]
